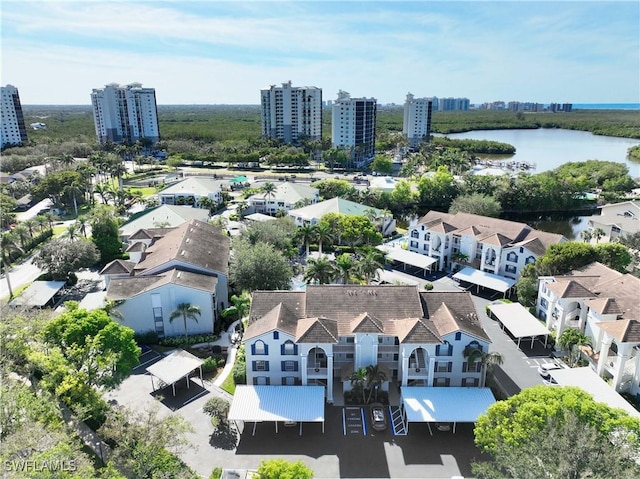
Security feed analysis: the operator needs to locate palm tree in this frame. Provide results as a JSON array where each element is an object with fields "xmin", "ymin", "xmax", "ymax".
[
  {"xmin": 580, "ymin": 229, "xmax": 593, "ymax": 243},
  {"xmin": 42, "ymin": 212, "xmax": 56, "ymax": 232},
  {"xmin": 261, "ymin": 182, "xmax": 277, "ymax": 207},
  {"xmin": 76, "ymin": 216, "xmax": 89, "ymax": 238},
  {"xmin": 12, "ymin": 225, "xmax": 29, "ymax": 250},
  {"xmin": 198, "ymin": 197, "xmax": 216, "ymax": 214},
  {"xmin": 350, "ymin": 367, "xmax": 367, "ymax": 404},
  {"xmin": 365, "ymin": 364, "xmax": 387, "ymax": 403},
  {"xmin": 558, "ymin": 328, "xmax": 591, "ymax": 367},
  {"xmin": 296, "ymin": 224, "xmax": 317, "ymax": 256},
  {"xmin": 57, "ymin": 153, "xmax": 75, "ymax": 169},
  {"xmin": 34, "ymin": 215, "xmax": 48, "ymax": 234},
  {"xmin": 66, "ymin": 223, "xmax": 79, "ymax": 241},
  {"xmin": 314, "ymin": 223, "xmax": 334, "ymax": 255},
  {"xmin": 236, "ymin": 201, "xmax": 249, "ymax": 220},
  {"xmin": 103, "ymin": 299, "xmax": 124, "ymax": 322},
  {"xmin": 1, "ymin": 232, "xmax": 24, "ymax": 265},
  {"xmin": 335, "ymin": 253, "xmax": 356, "ymax": 284},
  {"xmin": 466, "ymin": 349, "xmax": 504, "ymax": 387},
  {"xmin": 94, "ymin": 184, "xmax": 111, "ymax": 205},
  {"xmin": 23, "ymin": 218, "xmax": 37, "ymax": 239},
  {"xmin": 169, "ymin": 303, "xmax": 202, "ymax": 341},
  {"xmin": 593, "ymin": 227, "xmax": 606, "ymax": 244},
  {"xmin": 303, "ymin": 256, "xmax": 336, "ymax": 285},
  {"xmin": 356, "ymin": 250, "xmax": 385, "ymax": 284},
  {"xmin": 64, "ymin": 180, "xmax": 84, "ymax": 217},
  {"xmin": 221, "ymin": 292, "xmax": 251, "ymax": 331}
]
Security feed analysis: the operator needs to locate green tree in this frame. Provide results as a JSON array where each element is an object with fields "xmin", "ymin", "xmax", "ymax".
[
  {"xmin": 33, "ymin": 238, "xmax": 99, "ymax": 281},
  {"xmin": 349, "ymin": 367, "xmax": 368, "ymax": 404},
  {"xmin": 256, "ymin": 459, "xmax": 313, "ymax": 479},
  {"xmin": 365, "ymin": 364, "xmax": 387, "ymax": 403},
  {"xmin": 170, "ymin": 303, "xmax": 202, "ymax": 340},
  {"xmin": 42, "ymin": 306, "xmax": 140, "ymax": 389},
  {"xmin": 595, "ymin": 242, "xmax": 633, "ymax": 272},
  {"xmin": 313, "ymin": 222, "xmax": 334, "ymax": 255},
  {"xmin": 417, "ymin": 166, "xmax": 459, "ymax": 211},
  {"xmin": 99, "ymin": 405, "xmax": 197, "ymax": 479},
  {"xmin": 296, "ymin": 224, "xmax": 317, "ymax": 256},
  {"xmin": 449, "ymin": 193, "xmax": 502, "ymax": 217},
  {"xmin": 474, "ymin": 385, "xmax": 640, "ymax": 455},
  {"xmin": 90, "ymin": 209, "xmax": 123, "ymax": 263},
  {"xmin": 261, "ymin": 181, "xmax": 277, "ymax": 201},
  {"xmin": 356, "ymin": 249, "xmax": 385, "ymax": 283},
  {"xmin": 370, "ymin": 155, "xmax": 394, "ymax": 175},
  {"xmin": 335, "ymin": 253, "xmax": 356, "ymax": 285},
  {"xmin": 304, "ymin": 256, "xmax": 336, "ymax": 285},
  {"xmin": 230, "ymin": 239, "xmax": 293, "ymax": 291},
  {"xmin": 202, "ymin": 397, "xmax": 230, "ymax": 427},
  {"xmin": 558, "ymin": 328, "xmax": 591, "ymax": 367}
]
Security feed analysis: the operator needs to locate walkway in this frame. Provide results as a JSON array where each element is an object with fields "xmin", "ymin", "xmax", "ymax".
[{"xmin": 213, "ymin": 319, "xmax": 241, "ymax": 387}]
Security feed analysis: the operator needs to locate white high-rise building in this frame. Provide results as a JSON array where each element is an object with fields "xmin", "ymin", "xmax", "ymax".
[
  {"xmin": 331, "ymin": 90, "xmax": 377, "ymax": 167},
  {"xmin": 91, "ymin": 83, "xmax": 159, "ymax": 145},
  {"xmin": 1, "ymin": 85, "xmax": 28, "ymax": 150},
  {"xmin": 403, "ymin": 93, "xmax": 433, "ymax": 149},
  {"xmin": 261, "ymin": 81, "xmax": 322, "ymax": 144}
]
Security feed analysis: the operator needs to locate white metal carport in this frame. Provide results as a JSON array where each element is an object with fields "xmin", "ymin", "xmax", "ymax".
[
  {"xmin": 488, "ymin": 302, "xmax": 551, "ymax": 349},
  {"xmin": 377, "ymin": 246, "xmax": 437, "ymax": 275},
  {"xmin": 9, "ymin": 280, "xmax": 65, "ymax": 307},
  {"xmin": 146, "ymin": 349, "xmax": 204, "ymax": 396},
  {"xmin": 228, "ymin": 385, "xmax": 325, "ymax": 435},
  {"xmin": 453, "ymin": 267, "xmax": 516, "ymax": 296},
  {"xmin": 549, "ymin": 367, "xmax": 640, "ymax": 418},
  {"xmin": 401, "ymin": 387, "xmax": 496, "ymax": 434}
]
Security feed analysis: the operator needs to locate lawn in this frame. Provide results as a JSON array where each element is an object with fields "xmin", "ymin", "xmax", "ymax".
[
  {"xmin": 127, "ymin": 186, "xmax": 157, "ymax": 198},
  {"xmin": 220, "ymin": 373, "xmax": 236, "ymax": 395}
]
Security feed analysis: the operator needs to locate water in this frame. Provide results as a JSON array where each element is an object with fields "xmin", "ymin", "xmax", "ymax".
[
  {"xmin": 510, "ymin": 213, "xmax": 591, "ymax": 241},
  {"xmin": 444, "ymin": 128, "xmax": 640, "ymax": 176}
]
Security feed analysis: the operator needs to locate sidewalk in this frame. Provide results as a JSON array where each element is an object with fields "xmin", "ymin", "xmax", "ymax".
[{"xmin": 212, "ymin": 319, "xmax": 241, "ymax": 388}]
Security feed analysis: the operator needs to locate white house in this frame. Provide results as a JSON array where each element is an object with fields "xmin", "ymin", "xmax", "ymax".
[
  {"xmin": 247, "ymin": 182, "xmax": 319, "ymax": 216},
  {"xmin": 288, "ymin": 197, "xmax": 396, "ymax": 236},
  {"xmin": 587, "ymin": 200, "xmax": 640, "ymax": 243},
  {"xmin": 102, "ymin": 220, "xmax": 230, "ymax": 338},
  {"xmin": 157, "ymin": 177, "xmax": 227, "ymax": 208},
  {"xmin": 244, "ymin": 285, "xmax": 492, "ymax": 402},
  {"xmin": 408, "ymin": 211, "xmax": 566, "ymax": 280},
  {"xmin": 536, "ymin": 262, "xmax": 640, "ymax": 394}
]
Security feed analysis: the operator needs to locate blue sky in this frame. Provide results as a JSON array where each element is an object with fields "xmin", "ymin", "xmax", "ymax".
[{"xmin": 2, "ymin": 1, "xmax": 638, "ymax": 105}]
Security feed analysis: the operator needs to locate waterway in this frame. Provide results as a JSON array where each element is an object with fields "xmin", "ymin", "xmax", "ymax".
[{"xmin": 444, "ymin": 128, "xmax": 640, "ymax": 176}]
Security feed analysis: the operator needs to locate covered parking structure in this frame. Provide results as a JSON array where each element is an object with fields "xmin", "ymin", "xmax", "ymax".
[
  {"xmin": 377, "ymin": 246, "xmax": 437, "ymax": 276},
  {"xmin": 453, "ymin": 267, "xmax": 516, "ymax": 297},
  {"xmin": 400, "ymin": 387, "xmax": 496, "ymax": 435},
  {"xmin": 9, "ymin": 281, "xmax": 65, "ymax": 308},
  {"xmin": 146, "ymin": 349, "xmax": 204, "ymax": 397},
  {"xmin": 228, "ymin": 385, "xmax": 325, "ymax": 436},
  {"xmin": 488, "ymin": 302, "xmax": 551, "ymax": 349}
]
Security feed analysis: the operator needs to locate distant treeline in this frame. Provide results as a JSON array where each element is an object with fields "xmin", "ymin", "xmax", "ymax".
[{"xmin": 20, "ymin": 105, "xmax": 640, "ymax": 147}]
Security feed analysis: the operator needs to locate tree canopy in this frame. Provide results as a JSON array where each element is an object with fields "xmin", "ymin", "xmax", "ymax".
[
  {"xmin": 33, "ymin": 238, "xmax": 99, "ymax": 281},
  {"xmin": 230, "ymin": 239, "xmax": 293, "ymax": 292},
  {"xmin": 90, "ymin": 209, "xmax": 123, "ymax": 263},
  {"xmin": 449, "ymin": 193, "xmax": 502, "ymax": 217},
  {"xmin": 256, "ymin": 459, "xmax": 314, "ymax": 479}
]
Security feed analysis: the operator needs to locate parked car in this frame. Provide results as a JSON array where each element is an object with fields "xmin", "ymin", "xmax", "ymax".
[
  {"xmin": 435, "ymin": 422, "xmax": 451, "ymax": 432},
  {"xmin": 538, "ymin": 361, "xmax": 563, "ymax": 379},
  {"xmin": 370, "ymin": 403, "xmax": 387, "ymax": 431}
]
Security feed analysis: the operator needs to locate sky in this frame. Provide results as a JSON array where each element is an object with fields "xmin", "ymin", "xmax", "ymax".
[{"xmin": 2, "ymin": 0, "xmax": 639, "ymax": 105}]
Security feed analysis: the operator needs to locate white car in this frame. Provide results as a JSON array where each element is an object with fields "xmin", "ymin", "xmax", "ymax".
[{"xmin": 538, "ymin": 362, "xmax": 563, "ymax": 379}]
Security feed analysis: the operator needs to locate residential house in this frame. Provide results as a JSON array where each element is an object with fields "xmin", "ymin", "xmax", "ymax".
[
  {"xmin": 119, "ymin": 204, "xmax": 210, "ymax": 240},
  {"xmin": 587, "ymin": 200, "xmax": 640, "ymax": 243},
  {"xmin": 408, "ymin": 211, "xmax": 566, "ymax": 279},
  {"xmin": 243, "ymin": 285, "xmax": 491, "ymax": 402},
  {"xmin": 288, "ymin": 197, "xmax": 396, "ymax": 236},
  {"xmin": 247, "ymin": 182, "xmax": 319, "ymax": 216},
  {"xmin": 102, "ymin": 220, "xmax": 230, "ymax": 338},
  {"xmin": 157, "ymin": 177, "xmax": 227, "ymax": 208},
  {"xmin": 536, "ymin": 262, "xmax": 640, "ymax": 394}
]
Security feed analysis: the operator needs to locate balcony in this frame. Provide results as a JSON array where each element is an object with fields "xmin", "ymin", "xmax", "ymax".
[{"xmin": 307, "ymin": 367, "xmax": 329, "ymax": 378}]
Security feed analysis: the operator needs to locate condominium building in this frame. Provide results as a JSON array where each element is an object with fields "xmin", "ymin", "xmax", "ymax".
[
  {"xmin": 402, "ymin": 93, "xmax": 433, "ymax": 149},
  {"xmin": 260, "ymin": 81, "xmax": 322, "ymax": 144},
  {"xmin": 1, "ymin": 85, "xmax": 28, "ymax": 150},
  {"xmin": 331, "ymin": 90, "xmax": 377, "ymax": 167},
  {"xmin": 433, "ymin": 97, "xmax": 470, "ymax": 111},
  {"xmin": 90, "ymin": 82, "xmax": 160, "ymax": 145}
]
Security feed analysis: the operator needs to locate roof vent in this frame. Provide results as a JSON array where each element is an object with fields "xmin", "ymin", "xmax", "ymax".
[{"xmin": 180, "ymin": 250, "xmax": 186, "ymax": 256}]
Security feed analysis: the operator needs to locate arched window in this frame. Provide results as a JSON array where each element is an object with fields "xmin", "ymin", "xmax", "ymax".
[
  {"xmin": 252, "ymin": 340, "xmax": 268, "ymax": 355},
  {"xmin": 281, "ymin": 340, "xmax": 297, "ymax": 355}
]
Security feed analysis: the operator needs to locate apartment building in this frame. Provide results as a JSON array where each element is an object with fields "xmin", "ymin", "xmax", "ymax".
[
  {"xmin": 91, "ymin": 82, "xmax": 159, "ymax": 145},
  {"xmin": 402, "ymin": 93, "xmax": 433, "ymax": 149},
  {"xmin": 244, "ymin": 285, "xmax": 492, "ymax": 402},
  {"xmin": 261, "ymin": 81, "xmax": 322, "ymax": 144},
  {"xmin": 536, "ymin": 262, "xmax": 640, "ymax": 394},
  {"xmin": 408, "ymin": 211, "xmax": 566, "ymax": 280},
  {"xmin": 331, "ymin": 90, "xmax": 377, "ymax": 167},
  {"xmin": 433, "ymin": 97, "xmax": 470, "ymax": 111},
  {"xmin": 1, "ymin": 85, "xmax": 28, "ymax": 149}
]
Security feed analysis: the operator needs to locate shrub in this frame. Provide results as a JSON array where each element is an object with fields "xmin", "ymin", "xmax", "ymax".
[
  {"xmin": 423, "ymin": 282, "xmax": 434, "ymax": 290},
  {"xmin": 202, "ymin": 357, "xmax": 218, "ymax": 372},
  {"xmin": 209, "ymin": 467, "xmax": 222, "ymax": 479},
  {"xmin": 135, "ymin": 330, "xmax": 159, "ymax": 345},
  {"xmin": 158, "ymin": 334, "xmax": 218, "ymax": 347}
]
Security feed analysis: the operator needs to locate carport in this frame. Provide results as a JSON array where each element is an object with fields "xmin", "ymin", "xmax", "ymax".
[
  {"xmin": 453, "ymin": 267, "xmax": 516, "ymax": 297},
  {"xmin": 488, "ymin": 302, "xmax": 551, "ymax": 349},
  {"xmin": 377, "ymin": 246, "xmax": 437, "ymax": 275},
  {"xmin": 146, "ymin": 349, "xmax": 204, "ymax": 397},
  {"xmin": 9, "ymin": 280, "xmax": 65, "ymax": 308},
  {"xmin": 400, "ymin": 387, "xmax": 496, "ymax": 435},
  {"xmin": 228, "ymin": 385, "xmax": 325, "ymax": 436}
]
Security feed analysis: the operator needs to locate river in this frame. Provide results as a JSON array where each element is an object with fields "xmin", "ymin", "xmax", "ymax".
[
  {"xmin": 438, "ymin": 128, "xmax": 640, "ymax": 239},
  {"xmin": 444, "ymin": 128, "xmax": 640, "ymax": 177}
]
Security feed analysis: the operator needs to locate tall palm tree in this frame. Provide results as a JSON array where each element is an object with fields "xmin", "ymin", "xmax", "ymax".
[
  {"xmin": 261, "ymin": 181, "xmax": 277, "ymax": 204},
  {"xmin": 64, "ymin": 180, "xmax": 84, "ymax": 217},
  {"xmin": 365, "ymin": 364, "xmax": 387, "ymax": 403},
  {"xmin": 66, "ymin": 223, "xmax": 79, "ymax": 241},
  {"xmin": 558, "ymin": 328, "xmax": 591, "ymax": 367},
  {"xmin": 350, "ymin": 367, "xmax": 367, "ymax": 404},
  {"xmin": 34, "ymin": 215, "xmax": 48, "ymax": 234},
  {"xmin": 198, "ymin": 197, "xmax": 216, "ymax": 213},
  {"xmin": 76, "ymin": 216, "xmax": 89, "ymax": 238},
  {"xmin": 467, "ymin": 349, "xmax": 504, "ymax": 387},
  {"xmin": 314, "ymin": 223, "xmax": 334, "ymax": 255},
  {"xmin": 579, "ymin": 229, "xmax": 593, "ymax": 243},
  {"xmin": 1, "ymin": 232, "xmax": 24, "ymax": 265},
  {"xmin": 335, "ymin": 253, "xmax": 356, "ymax": 285},
  {"xmin": 303, "ymin": 256, "xmax": 336, "ymax": 285},
  {"xmin": 356, "ymin": 250, "xmax": 385, "ymax": 283},
  {"xmin": 296, "ymin": 224, "xmax": 317, "ymax": 256},
  {"xmin": 94, "ymin": 184, "xmax": 111, "ymax": 205},
  {"xmin": 221, "ymin": 292, "xmax": 251, "ymax": 331},
  {"xmin": 593, "ymin": 227, "xmax": 606, "ymax": 244},
  {"xmin": 23, "ymin": 218, "xmax": 37, "ymax": 239},
  {"xmin": 236, "ymin": 200, "xmax": 249, "ymax": 220},
  {"xmin": 169, "ymin": 303, "xmax": 202, "ymax": 341},
  {"xmin": 12, "ymin": 225, "xmax": 29, "ymax": 250}
]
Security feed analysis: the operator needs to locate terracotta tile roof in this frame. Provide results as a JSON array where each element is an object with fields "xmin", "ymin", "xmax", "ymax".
[
  {"xmin": 546, "ymin": 280, "xmax": 597, "ymax": 299},
  {"xmin": 597, "ymin": 319, "xmax": 640, "ymax": 344},
  {"xmin": 296, "ymin": 317, "xmax": 339, "ymax": 343},
  {"xmin": 99, "ymin": 259, "xmax": 136, "ymax": 275},
  {"xmin": 350, "ymin": 312, "xmax": 385, "ymax": 334},
  {"xmin": 134, "ymin": 220, "xmax": 229, "ymax": 276}
]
